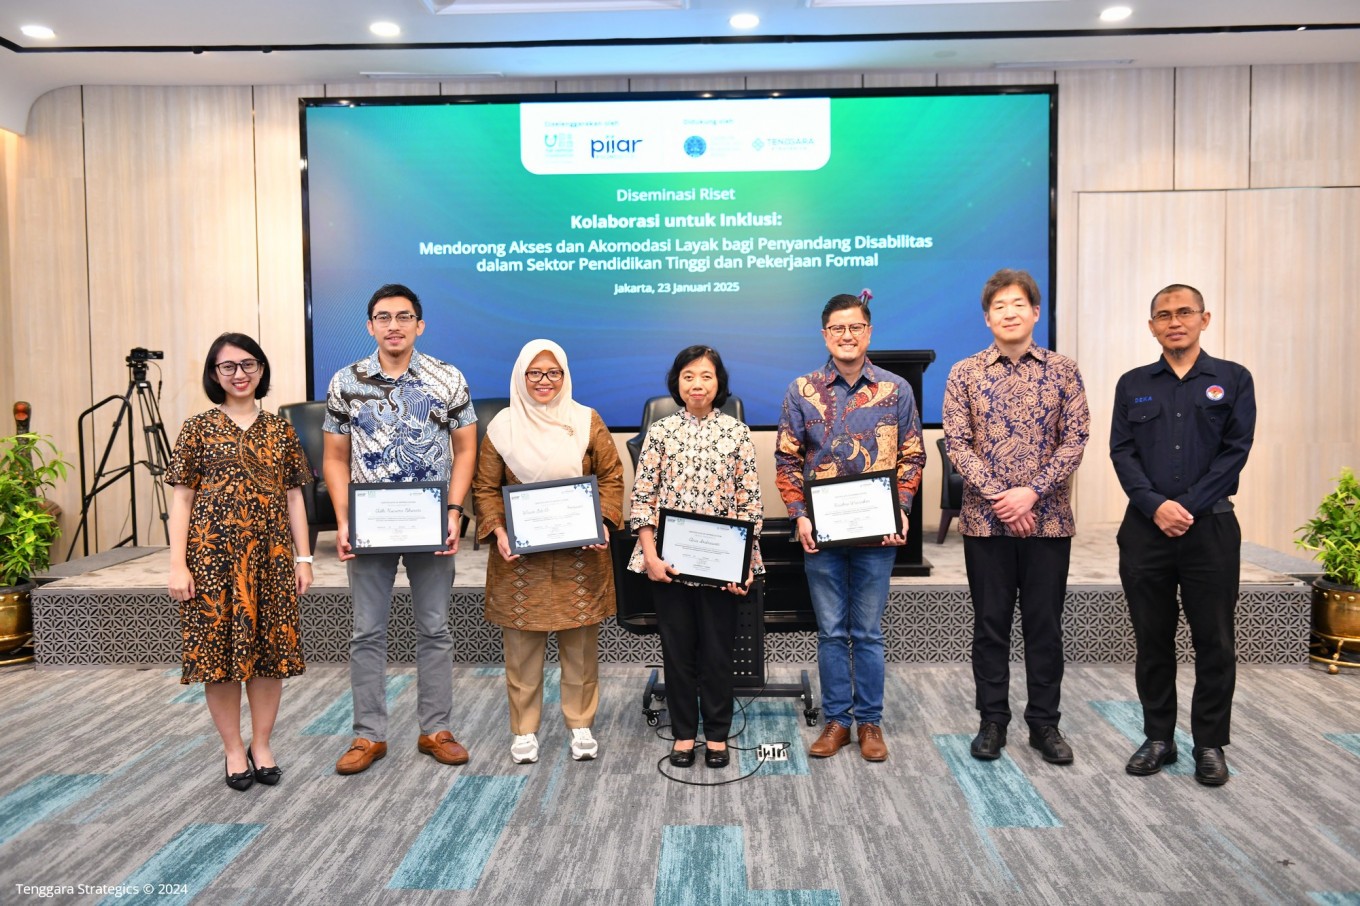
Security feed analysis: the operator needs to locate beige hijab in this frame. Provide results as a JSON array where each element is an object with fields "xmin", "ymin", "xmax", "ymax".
[{"xmin": 485, "ymin": 339, "xmax": 593, "ymax": 483}]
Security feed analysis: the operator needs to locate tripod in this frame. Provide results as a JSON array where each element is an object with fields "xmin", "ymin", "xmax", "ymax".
[{"xmin": 67, "ymin": 354, "xmax": 173, "ymax": 558}]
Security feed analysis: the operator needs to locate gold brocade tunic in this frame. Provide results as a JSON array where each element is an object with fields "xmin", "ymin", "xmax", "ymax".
[{"xmin": 474, "ymin": 410, "xmax": 625, "ymax": 631}]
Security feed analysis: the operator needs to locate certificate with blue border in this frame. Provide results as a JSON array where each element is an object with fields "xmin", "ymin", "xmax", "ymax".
[
  {"xmin": 806, "ymin": 469, "xmax": 902, "ymax": 547},
  {"xmin": 657, "ymin": 508, "xmax": 756, "ymax": 587},
  {"xmin": 349, "ymin": 481, "xmax": 448, "ymax": 554},
  {"xmin": 502, "ymin": 475, "xmax": 605, "ymax": 555}
]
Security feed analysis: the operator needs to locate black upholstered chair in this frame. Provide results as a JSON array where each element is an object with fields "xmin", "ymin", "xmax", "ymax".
[
  {"xmin": 464, "ymin": 397, "xmax": 512, "ymax": 547},
  {"xmin": 935, "ymin": 436, "xmax": 964, "ymax": 544},
  {"xmin": 625, "ymin": 395, "xmax": 746, "ymax": 469},
  {"xmin": 278, "ymin": 401, "xmax": 336, "ymax": 552}
]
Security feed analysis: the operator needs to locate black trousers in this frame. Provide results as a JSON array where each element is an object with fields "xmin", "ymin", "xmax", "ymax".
[
  {"xmin": 1117, "ymin": 506, "xmax": 1240, "ymax": 747},
  {"xmin": 963, "ymin": 535, "xmax": 1072, "ymax": 731},
  {"xmin": 653, "ymin": 582, "xmax": 737, "ymax": 742}
]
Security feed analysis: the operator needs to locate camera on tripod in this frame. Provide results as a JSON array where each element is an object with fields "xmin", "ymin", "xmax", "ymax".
[{"xmin": 126, "ymin": 347, "xmax": 164, "ymax": 365}]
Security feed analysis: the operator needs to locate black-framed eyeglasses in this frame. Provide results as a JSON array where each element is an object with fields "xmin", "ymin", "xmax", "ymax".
[
  {"xmin": 216, "ymin": 359, "xmax": 261, "ymax": 376},
  {"xmin": 1151, "ymin": 308, "xmax": 1204, "ymax": 324},
  {"xmin": 371, "ymin": 312, "xmax": 419, "ymax": 325},
  {"xmin": 824, "ymin": 323, "xmax": 869, "ymax": 338},
  {"xmin": 525, "ymin": 369, "xmax": 565, "ymax": 383}
]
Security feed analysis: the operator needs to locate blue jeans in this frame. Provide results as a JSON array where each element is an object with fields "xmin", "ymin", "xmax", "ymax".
[{"xmin": 804, "ymin": 545, "xmax": 896, "ymax": 727}]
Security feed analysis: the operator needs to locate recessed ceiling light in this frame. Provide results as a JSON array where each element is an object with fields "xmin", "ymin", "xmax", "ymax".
[
  {"xmin": 370, "ymin": 21, "xmax": 401, "ymax": 38},
  {"xmin": 21, "ymin": 24, "xmax": 56, "ymax": 39},
  {"xmin": 1100, "ymin": 6, "xmax": 1132, "ymax": 22},
  {"xmin": 729, "ymin": 13, "xmax": 759, "ymax": 30}
]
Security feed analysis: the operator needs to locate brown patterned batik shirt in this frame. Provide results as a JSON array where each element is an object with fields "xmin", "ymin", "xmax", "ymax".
[{"xmin": 942, "ymin": 343, "xmax": 1090, "ymax": 538}]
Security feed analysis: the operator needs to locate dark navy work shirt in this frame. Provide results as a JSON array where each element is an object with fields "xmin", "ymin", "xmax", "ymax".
[{"xmin": 1109, "ymin": 351, "xmax": 1255, "ymax": 519}]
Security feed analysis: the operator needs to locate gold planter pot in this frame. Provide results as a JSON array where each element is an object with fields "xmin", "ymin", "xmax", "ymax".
[
  {"xmin": 1310, "ymin": 577, "xmax": 1360, "ymax": 674},
  {"xmin": 0, "ymin": 581, "xmax": 35, "ymax": 663}
]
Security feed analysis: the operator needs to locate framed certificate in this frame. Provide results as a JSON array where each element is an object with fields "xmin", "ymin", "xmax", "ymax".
[
  {"xmin": 349, "ymin": 481, "xmax": 448, "ymax": 554},
  {"xmin": 502, "ymin": 475, "xmax": 606, "ymax": 555},
  {"xmin": 657, "ymin": 509, "xmax": 756, "ymax": 587},
  {"xmin": 806, "ymin": 469, "xmax": 902, "ymax": 547}
]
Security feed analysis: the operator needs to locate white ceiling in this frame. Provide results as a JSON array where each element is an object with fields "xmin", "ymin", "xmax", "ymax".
[{"xmin": 1, "ymin": 0, "xmax": 1357, "ymax": 133}]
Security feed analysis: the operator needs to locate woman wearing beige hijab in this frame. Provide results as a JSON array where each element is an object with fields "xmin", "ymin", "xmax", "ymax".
[{"xmin": 474, "ymin": 339, "xmax": 624, "ymax": 764}]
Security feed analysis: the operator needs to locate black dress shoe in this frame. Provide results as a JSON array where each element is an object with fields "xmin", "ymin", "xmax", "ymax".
[
  {"xmin": 669, "ymin": 747, "xmax": 696, "ymax": 768},
  {"xmin": 225, "ymin": 757, "xmax": 254, "ymax": 792},
  {"xmin": 1192, "ymin": 746, "xmax": 1229, "ymax": 786},
  {"xmin": 970, "ymin": 720, "xmax": 1006, "ymax": 760},
  {"xmin": 1028, "ymin": 725, "xmax": 1074, "ymax": 765},
  {"xmin": 704, "ymin": 746, "xmax": 730, "ymax": 769},
  {"xmin": 1126, "ymin": 739, "xmax": 1178, "ymax": 776},
  {"xmin": 248, "ymin": 748, "xmax": 282, "ymax": 786}
]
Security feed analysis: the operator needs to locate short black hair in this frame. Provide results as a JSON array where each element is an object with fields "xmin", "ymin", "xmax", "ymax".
[
  {"xmin": 203, "ymin": 332, "xmax": 270, "ymax": 404},
  {"xmin": 1150, "ymin": 283, "xmax": 1204, "ymax": 316},
  {"xmin": 367, "ymin": 283, "xmax": 423, "ymax": 321},
  {"xmin": 981, "ymin": 268, "xmax": 1041, "ymax": 312},
  {"xmin": 666, "ymin": 345, "xmax": 730, "ymax": 410},
  {"xmin": 821, "ymin": 293, "xmax": 871, "ymax": 328}
]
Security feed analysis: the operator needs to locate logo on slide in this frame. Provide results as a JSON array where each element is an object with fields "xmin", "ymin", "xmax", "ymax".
[
  {"xmin": 684, "ymin": 135, "xmax": 707, "ymax": 158},
  {"xmin": 1205, "ymin": 385, "xmax": 1225, "ymax": 401},
  {"xmin": 543, "ymin": 133, "xmax": 574, "ymax": 158}
]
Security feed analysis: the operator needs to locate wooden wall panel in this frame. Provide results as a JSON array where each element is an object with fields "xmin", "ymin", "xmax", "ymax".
[
  {"xmin": 556, "ymin": 79, "xmax": 629, "ymax": 94},
  {"xmin": 1251, "ymin": 64, "xmax": 1360, "ymax": 189},
  {"xmin": 1224, "ymin": 188, "xmax": 1360, "ymax": 553},
  {"xmin": 323, "ymin": 81, "xmax": 439, "ymax": 98},
  {"xmin": 1055, "ymin": 69, "xmax": 1175, "ymax": 363},
  {"xmin": 1074, "ymin": 190, "xmax": 1227, "ymax": 527},
  {"xmin": 9, "ymin": 87, "xmax": 90, "ymax": 553},
  {"xmin": 746, "ymin": 73, "xmax": 862, "ymax": 90},
  {"xmin": 863, "ymin": 73, "xmax": 937, "ymax": 88},
  {"xmin": 441, "ymin": 79, "xmax": 557, "ymax": 96},
  {"xmin": 937, "ymin": 71, "xmax": 1055, "ymax": 86},
  {"xmin": 255, "ymin": 85, "xmax": 324, "ymax": 408},
  {"xmin": 1174, "ymin": 66, "xmax": 1250, "ymax": 190},
  {"xmin": 627, "ymin": 77, "xmax": 746, "ymax": 93},
  {"xmin": 82, "ymin": 86, "xmax": 260, "ymax": 548}
]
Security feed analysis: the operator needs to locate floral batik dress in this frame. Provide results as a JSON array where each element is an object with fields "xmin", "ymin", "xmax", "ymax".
[{"xmin": 166, "ymin": 409, "xmax": 312, "ymax": 683}]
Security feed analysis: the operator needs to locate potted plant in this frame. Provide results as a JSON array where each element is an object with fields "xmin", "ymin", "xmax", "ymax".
[
  {"xmin": 0, "ymin": 432, "xmax": 67, "ymax": 661},
  {"xmin": 1296, "ymin": 467, "xmax": 1360, "ymax": 673}
]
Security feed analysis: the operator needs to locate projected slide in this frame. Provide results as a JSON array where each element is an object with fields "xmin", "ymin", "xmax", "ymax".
[{"xmin": 303, "ymin": 91, "xmax": 1053, "ymax": 426}]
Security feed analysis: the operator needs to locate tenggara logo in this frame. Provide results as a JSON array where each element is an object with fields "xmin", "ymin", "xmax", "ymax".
[
  {"xmin": 1205, "ymin": 385, "xmax": 1225, "ymax": 401},
  {"xmin": 684, "ymin": 135, "xmax": 707, "ymax": 158}
]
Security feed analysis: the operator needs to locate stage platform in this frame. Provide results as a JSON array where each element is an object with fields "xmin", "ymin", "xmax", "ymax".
[{"xmin": 31, "ymin": 526, "xmax": 1317, "ymax": 668}]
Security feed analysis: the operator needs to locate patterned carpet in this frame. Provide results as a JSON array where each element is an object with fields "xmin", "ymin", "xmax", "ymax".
[{"xmin": 2, "ymin": 662, "xmax": 1359, "ymax": 905}]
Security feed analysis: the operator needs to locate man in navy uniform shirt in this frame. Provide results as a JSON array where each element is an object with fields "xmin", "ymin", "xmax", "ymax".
[{"xmin": 1110, "ymin": 283, "xmax": 1255, "ymax": 786}]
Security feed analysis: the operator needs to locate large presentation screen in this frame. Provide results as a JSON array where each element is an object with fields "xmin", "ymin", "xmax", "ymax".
[{"xmin": 302, "ymin": 89, "xmax": 1054, "ymax": 427}]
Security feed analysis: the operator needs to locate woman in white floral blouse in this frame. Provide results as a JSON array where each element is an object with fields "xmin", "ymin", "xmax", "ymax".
[{"xmin": 629, "ymin": 345, "xmax": 763, "ymax": 769}]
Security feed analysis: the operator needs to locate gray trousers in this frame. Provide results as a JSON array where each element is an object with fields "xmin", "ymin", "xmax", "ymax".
[{"xmin": 347, "ymin": 552, "xmax": 456, "ymax": 741}]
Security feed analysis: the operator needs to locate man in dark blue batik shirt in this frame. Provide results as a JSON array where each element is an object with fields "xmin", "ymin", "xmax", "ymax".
[{"xmin": 1110, "ymin": 283, "xmax": 1255, "ymax": 787}]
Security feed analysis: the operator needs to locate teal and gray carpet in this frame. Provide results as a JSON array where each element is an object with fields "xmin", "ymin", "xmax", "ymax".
[{"xmin": 2, "ymin": 663, "xmax": 1358, "ymax": 905}]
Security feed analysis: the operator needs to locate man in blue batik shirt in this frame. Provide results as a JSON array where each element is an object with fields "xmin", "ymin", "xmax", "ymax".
[{"xmin": 323, "ymin": 283, "xmax": 478, "ymax": 776}]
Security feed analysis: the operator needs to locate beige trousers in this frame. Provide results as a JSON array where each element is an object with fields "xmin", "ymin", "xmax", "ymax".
[{"xmin": 502, "ymin": 623, "xmax": 600, "ymax": 734}]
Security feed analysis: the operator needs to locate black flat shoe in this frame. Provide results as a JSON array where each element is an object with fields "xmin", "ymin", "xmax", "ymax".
[
  {"xmin": 248, "ymin": 748, "xmax": 282, "ymax": 786},
  {"xmin": 1192, "ymin": 746, "xmax": 1229, "ymax": 786},
  {"xmin": 1126, "ymin": 739, "xmax": 1178, "ymax": 776},
  {"xmin": 225, "ymin": 757, "xmax": 254, "ymax": 792},
  {"xmin": 669, "ymin": 747, "xmax": 696, "ymax": 768},
  {"xmin": 704, "ymin": 746, "xmax": 730, "ymax": 769}
]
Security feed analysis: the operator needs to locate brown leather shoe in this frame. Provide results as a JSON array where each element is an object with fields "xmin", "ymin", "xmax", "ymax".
[
  {"xmin": 336, "ymin": 737, "xmax": 387, "ymax": 775},
  {"xmin": 418, "ymin": 730, "xmax": 470, "ymax": 766},
  {"xmin": 809, "ymin": 722, "xmax": 851, "ymax": 758},
  {"xmin": 858, "ymin": 723, "xmax": 888, "ymax": 762}
]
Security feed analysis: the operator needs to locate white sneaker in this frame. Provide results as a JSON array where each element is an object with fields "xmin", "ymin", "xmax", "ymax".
[
  {"xmin": 570, "ymin": 727, "xmax": 598, "ymax": 761},
  {"xmin": 510, "ymin": 733, "xmax": 539, "ymax": 764}
]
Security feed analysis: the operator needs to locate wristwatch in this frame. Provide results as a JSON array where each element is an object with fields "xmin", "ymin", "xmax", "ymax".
[
  {"xmin": 447, "ymin": 503, "xmax": 465, "ymax": 513},
  {"xmin": 295, "ymin": 555, "xmax": 314, "ymax": 564}
]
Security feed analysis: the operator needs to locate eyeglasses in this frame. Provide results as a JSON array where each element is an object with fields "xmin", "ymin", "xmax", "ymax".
[
  {"xmin": 525, "ymin": 369, "xmax": 565, "ymax": 383},
  {"xmin": 371, "ymin": 312, "xmax": 418, "ymax": 325},
  {"xmin": 1151, "ymin": 307, "xmax": 1204, "ymax": 324},
  {"xmin": 216, "ymin": 359, "xmax": 261, "ymax": 376},
  {"xmin": 823, "ymin": 323, "xmax": 869, "ymax": 338}
]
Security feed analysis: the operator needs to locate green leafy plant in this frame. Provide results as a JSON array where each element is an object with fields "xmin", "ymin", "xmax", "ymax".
[
  {"xmin": 1297, "ymin": 467, "xmax": 1360, "ymax": 588},
  {"xmin": 0, "ymin": 433, "xmax": 68, "ymax": 587}
]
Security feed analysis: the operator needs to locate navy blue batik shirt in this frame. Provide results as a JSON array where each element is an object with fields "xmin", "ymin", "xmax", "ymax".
[{"xmin": 1109, "ymin": 351, "xmax": 1255, "ymax": 519}]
